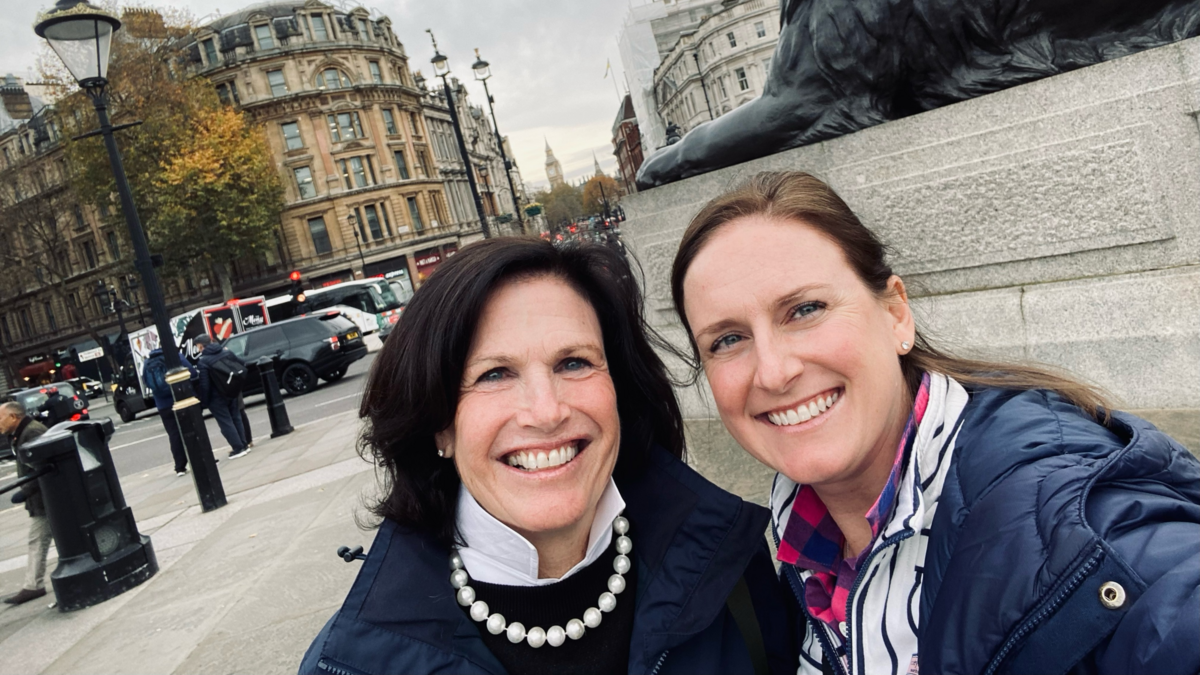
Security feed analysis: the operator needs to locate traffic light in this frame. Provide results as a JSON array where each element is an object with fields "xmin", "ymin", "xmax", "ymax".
[{"xmin": 289, "ymin": 271, "xmax": 305, "ymax": 303}]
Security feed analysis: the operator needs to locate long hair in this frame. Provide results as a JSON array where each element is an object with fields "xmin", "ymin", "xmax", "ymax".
[
  {"xmin": 360, "ymin": 237, "xmax": 685, "ymax": 547},
  {"xmin": 670, "ymin": 171, "xmax": 1111, "ymax": 419}
]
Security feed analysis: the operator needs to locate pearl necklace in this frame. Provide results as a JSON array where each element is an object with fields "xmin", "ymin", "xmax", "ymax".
[{"xmin": 449, "ymin": 515, "xmax": 632, "ymax": 648}]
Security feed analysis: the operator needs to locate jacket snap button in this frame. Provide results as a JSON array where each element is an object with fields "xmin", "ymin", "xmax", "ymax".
[
  {"xmin": 1098, "ymin": 581, "xmax": 1126, "ymax": 609},
  {"xmin": 839, "ymin": 621, "xmax": 849, "ymax": 637}
]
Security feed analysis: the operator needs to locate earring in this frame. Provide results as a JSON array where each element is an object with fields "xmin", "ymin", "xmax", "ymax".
[
  {"xmin": 437, "ymin": 449, "xmax": 445, "ymax": 458},
  {"xmin": 901, "ymin": 341, "xmax": 911, "ymax": 350}
]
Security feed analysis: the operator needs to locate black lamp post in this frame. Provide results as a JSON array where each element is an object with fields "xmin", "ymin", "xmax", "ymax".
[
  {"xmin": 37, "ymin": 0, "xmax": 225, "ymax": 511},
  {"xmin": 472, "ymin": 49, "xmax": 525, "ymax": 235},
  {"xmin": 426, "ymin": 29, "xmax": 490, "ymax": 239},
  {"xmin": 692, "ymin": 52, "xmax": 715, "ymax": 120},
  {"xmin": 348, "ymin": 213, "xmax": 367, "ymax": 274}
]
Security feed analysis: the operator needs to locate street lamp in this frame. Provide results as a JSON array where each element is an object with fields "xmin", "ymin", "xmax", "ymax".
[
  {"xmin": 37, "ymin": 0, "xmax": 226, "ymax": 512},
  {"xmin": 348, "ymin": 212, "xmax": 367, "ymax": 274},
  {"xmin": 425, "ymin": 29, "xmax": 490, "ymax": 239},
  {"xmin": 472, "ymin": 49, "xmax": 526, "ymax": 235}
]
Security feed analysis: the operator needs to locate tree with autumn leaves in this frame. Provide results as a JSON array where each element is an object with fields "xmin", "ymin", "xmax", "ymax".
[{"xmin": 57, "ymin": 7, "xmax": 282, "ymax": 300}]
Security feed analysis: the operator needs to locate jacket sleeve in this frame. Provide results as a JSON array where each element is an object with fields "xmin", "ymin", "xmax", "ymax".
[
  {"xmin": 17, "ymin": 424, "xmax": 48, "ymax": 500},
  {"xmin": 1085, "ymin": 449, "xmax": 1200, "ymax": 675},
  {"xmin": 196, "ymin": 362, "xmax": 210, "ymax": 405}
]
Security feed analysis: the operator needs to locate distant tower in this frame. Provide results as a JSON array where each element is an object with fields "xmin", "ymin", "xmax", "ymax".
[
  {"xmin": 593, "ymin": 151, "xmax": 604, "ymax": 178},
  {"xmin": 545, "ymin": 139, "xmax": 565, "ymax": 188}
]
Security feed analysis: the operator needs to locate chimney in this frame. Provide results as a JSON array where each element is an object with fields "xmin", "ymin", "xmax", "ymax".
[{"xmin": 0, "ymin": 74, "xmax": 33, "ymax": 121}]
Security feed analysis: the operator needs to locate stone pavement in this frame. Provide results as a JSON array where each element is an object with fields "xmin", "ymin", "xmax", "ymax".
[{"xmin": 0, "ymin": 407, "xmax": 380, "ymax": 674}]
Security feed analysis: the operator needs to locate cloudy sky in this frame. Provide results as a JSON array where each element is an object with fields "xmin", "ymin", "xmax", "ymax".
[{"xmin": 3, "ymin": 0, "xmax": 640, "ymax": 191}]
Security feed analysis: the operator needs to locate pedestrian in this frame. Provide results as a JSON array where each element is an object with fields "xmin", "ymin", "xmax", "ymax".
[
  {"xmin": 194, "ymin": 334, "xmax": 250, "ymax": 459},
  {"xmin": 238, "ymin": 394, "xmax": 253, "ymax": 449},
  {"xmin": 670, "ymin": 171, "xmax": 1200, "ymax": 674},
  {"xmin": 142, "ymin": 348, "xmax": 191, "ymax": 476},
  {"xmin": 36, "ymin": 386, "xmax": 70, "ymax": 427},
  {"xmin": 0, "ymin": 401, "xmax": 51, "ymax": 605}
]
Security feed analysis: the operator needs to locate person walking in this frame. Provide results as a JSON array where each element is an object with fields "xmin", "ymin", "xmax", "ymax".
[
  {"xmin": 194, "ymin": 335, "xmax": 250, "ymax": 459},
  {"xmin": 142, "ymin": 348, "xmax": 191, "ymax": 476},
  {"xmin": 0, "ymin": 402, "xmax": 51, "ymax": 605}
]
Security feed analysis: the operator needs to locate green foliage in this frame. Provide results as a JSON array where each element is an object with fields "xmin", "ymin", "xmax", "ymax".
[
  {"xmin": 582, "ymin": 175, "xmax": 619, "ymax": 215},
  {"xmin": 534, "ymin": 183, "xmax": 585, "ymax": 226}
]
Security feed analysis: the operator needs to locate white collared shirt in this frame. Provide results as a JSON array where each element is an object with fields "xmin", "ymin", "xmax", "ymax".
[{"xmin": 456, "ymin": 478, "xmax": 626, "ymax": 587}]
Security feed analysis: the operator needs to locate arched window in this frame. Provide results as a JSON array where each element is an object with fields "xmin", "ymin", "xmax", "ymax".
[{"xmin": 315, "ymin": 67, "xmax": 352, "ymax": 90}]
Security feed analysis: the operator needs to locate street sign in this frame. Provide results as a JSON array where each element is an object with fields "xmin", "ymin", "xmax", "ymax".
[{"xmin": 77, "ymin": 347, "xmax": 106, "ymax": 362}]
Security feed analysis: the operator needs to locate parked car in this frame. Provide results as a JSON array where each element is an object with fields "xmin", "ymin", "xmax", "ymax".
[
  {"xmin": 7, "ymin": 383, "xmax": 91, "ymax": 427},
  {"xmin": 221, "ymin": 312, "xmax": 367, "ymax": 396}
]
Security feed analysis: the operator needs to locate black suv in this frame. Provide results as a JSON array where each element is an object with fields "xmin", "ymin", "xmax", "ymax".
[{"xmin": 222, "ymin": 313, "xmax": 366, "ymax": 395}]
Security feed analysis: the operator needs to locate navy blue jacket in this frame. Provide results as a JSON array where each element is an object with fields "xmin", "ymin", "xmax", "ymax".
[
  {"xmin": 300, "ymin": 448, "xmax": 795, "ymax": 675},
  {"xmin": 910, "ymin": 388, "xmax": 1199, "ymax": 674},
  {"xmin": 196, "ymin": 342, "xmax": 242, "ymax": 405}
]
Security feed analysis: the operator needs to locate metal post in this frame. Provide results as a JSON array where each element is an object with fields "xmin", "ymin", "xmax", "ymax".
[
  {"xmin": 256, "ymin": 356, "xmax": 293, "ymax": 437},
  {"xmin": 693, "ymin": 52, "xmax": 714, "ymax": 120},
  {"xmin": 480, "ymin": 78, "xmax": 524, "ymax": 235},
  {"xmin": 87, "ymin": 84, "xmax": 225, "ymax": 511},
  {"xmin": 598, "ymin": 180, "xmax": 612, "ymax": 221},
  {"xmin": 350, "ymin": 215, "xmax": 367, "ymax": 273},
  {"xmin": 442, "ymin": 77, "xmax": 491, "ymax": 239}
]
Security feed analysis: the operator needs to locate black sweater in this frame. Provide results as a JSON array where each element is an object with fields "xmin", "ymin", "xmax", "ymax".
[{"xmin": 466, "ymin": 540, "xmax": 637, "ymax": 675}]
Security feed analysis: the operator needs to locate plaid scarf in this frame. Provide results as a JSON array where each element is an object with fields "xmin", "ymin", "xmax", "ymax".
[{"xmin": 776, "ymin": 373, "xmax": 931, "ymax": 639}]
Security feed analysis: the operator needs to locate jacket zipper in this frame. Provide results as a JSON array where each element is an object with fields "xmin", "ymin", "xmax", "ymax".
[
  {"xmin": 981, "ymin": 545, "xmax": 1104, "ymax": 675},
  {"xmin": 775, "ymin": 526, "xmax": 848, "ymax": 675},
  {"xmin": 841, "ymin": 529, "xmax": 915, "ymax": 674},
  {"xmin": 317, "ymin": 658, "xmax": 365, "ymax": 675},
  {"xmin": 649, "ymin": 649, "xmax": 670, "ymax": 675}
]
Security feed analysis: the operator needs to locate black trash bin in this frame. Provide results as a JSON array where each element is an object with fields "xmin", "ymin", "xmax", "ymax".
[{"xmin": 19, "ymin": 419, "xmax": 158, "ymax": 611}]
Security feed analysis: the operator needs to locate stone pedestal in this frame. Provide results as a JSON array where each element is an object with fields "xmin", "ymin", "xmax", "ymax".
[{"xmin": 624, "ymin": 37, "xmax": 1200, "ymax": 476}]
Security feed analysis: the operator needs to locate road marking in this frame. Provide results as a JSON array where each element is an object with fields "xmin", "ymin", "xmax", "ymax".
[
  {"xmin": 316, "ymin": 393, "xmax": 362, "ymax": 406},
  {"xmin": 110, "ymin": 433, "xmax": 168, "ymax": 450}
]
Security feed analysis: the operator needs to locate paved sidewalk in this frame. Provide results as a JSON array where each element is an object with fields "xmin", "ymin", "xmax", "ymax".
[{"xmin": 0, "ymin": 408, "xmax": 379, "ymax": 674}]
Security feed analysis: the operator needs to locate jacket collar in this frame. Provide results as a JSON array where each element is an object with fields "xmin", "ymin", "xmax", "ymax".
[
  {"xmin": 11, "ymin": 415, "xmax": 33, "ymax": 443},
  {"xmin": 322, "ymin": 446, "xmax": 770, "ymax": 674}
]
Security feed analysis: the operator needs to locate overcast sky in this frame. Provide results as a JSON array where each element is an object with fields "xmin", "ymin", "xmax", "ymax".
[{"xmin": 3, "ymin": 0, "xmax": 639, "ymax": 191}]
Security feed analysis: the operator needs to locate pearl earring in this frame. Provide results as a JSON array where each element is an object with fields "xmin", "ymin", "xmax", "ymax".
[
  {"xmin": 901, "ymin": 341, "xmax": 911, "ymax": 350},
  {"xmin": 437, "ymin": 449, "xmax": 445, "ymax": 458}
]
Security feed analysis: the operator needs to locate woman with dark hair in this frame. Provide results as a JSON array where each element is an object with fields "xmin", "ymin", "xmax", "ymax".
[
  {"xmin": 671, "ymin": 171, "xmax": 1200, "ymax": 675},
  {"xmin": 301, "ymin": 238, "xmax": 793, "ymax": 675}
]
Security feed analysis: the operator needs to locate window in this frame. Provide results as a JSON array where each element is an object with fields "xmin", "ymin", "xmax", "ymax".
[
  {"xmin": 106, "ymin": 231, "xmax": 120, "ymax": 259},
  {"xmin": 417, "ymin": 150, "xmax": 431, "ymax": 178},
  {"xmin": 307, "ymin": 216, "xmax": 332, "ymax": 254},
  {"xmin": 755, "ymin": 21, "xmax": 766, "ymax": 38},
  {"xmin": 727, "ymin": 32, "xmax": 737, "ymax": 48},
  {"xmin": 267, "ymin": 69, "xmax": 288, "ymax": 96},
  {"xmin": 281, "ymin": 121, "xmax": 302, "ymax": 150},
  {"xmin": 339, "ymin": 156, "xmax": 372, "ymax": 189},
  {"xmin": 407, "ymin": 196, "xmax": 423, "ymax": 231},
  {"xmin": 246, "ymin": 327, "xmax": 288, "ymax": 355},
  {"xmin": 282, "ymin": 319, "xmax": 329, "ymax": 342},
  {"xmin": 202, "ymin": 38, "xmax": 218, "ymax": 65},
  {"xmin": 393, "ymin": 150, "xmax": 410, "ymax": 179},
  {"xmin": 216, "ymin": 81, "xmax": 240, "ymax": 105},
  {"xmin": 44, "ymin": 302, "xmax": 57, "ymax": 332},
  {"xmin": 19, "ymin": 308, "xmax": 34, "ymax": 338},
  {"xmin": 310, "ymin": 14, "xmax": 328, "ymax": 41},
  {"xmin": 763, "ymin": 58, "xmax": 772, "ymax": 77},
  {"xmin": 718, "ymin": 76, "xmax": 728, "ymax": 98},
  {"xmin": 254, "ymin": 24, "xmax": 274, "ymax": 50},
  {"xmin": 380, "ymin": 202, "xmax": 393, "ymax": 236},
  {"xmin": 82, "ymin": 240, "xmax": 97, "ymax": 269},
  {"xmin": 736, "ymin": 67, "xmax": 749, "ymax": 91},
  {"xmin": 317, "ymin": 68, "xmax": 351, "ymax": 90},
  {"xmin": 408, "ymin": 111, "xmax": 421, "ymax": 135},
  {"xmin": 73, "ymin": 204, "xmax": 86, "ymax": 229},
  {"xmin": 327, "ymin": 111, "xmax": 364, "ymax": 142},
  {"xmin": 0, "ymin": 314, "xmax": 11, "ymax": 344},
  {"xmin": 358, "ymin": 19, "xmax": 370, "ymax": 40},
  {"xmin": 294, "ymin": 166, "xmax": 316, "ymax": 198},
  {"xmin": 369, "ymin": 60, "xmax": 383, "ymax": 84},
  {"xmin": 382, "ymin": 108, "xmax": 397, "ymax": 135},
  {"xmin": 363, "ymin": 204, "xmax": 383, "ymax": 240}
]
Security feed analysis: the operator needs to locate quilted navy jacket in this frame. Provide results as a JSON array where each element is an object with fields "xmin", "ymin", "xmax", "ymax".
[
  {"xmin": 299, "ymin": 448, "xmax": 795, "ymax": 675},
  {"xmin": 916, "ymin": 387, "xmax": 1200, "ymax": 674}
]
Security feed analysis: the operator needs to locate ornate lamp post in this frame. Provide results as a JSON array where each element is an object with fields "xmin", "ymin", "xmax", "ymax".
[
  {"xmin": 472, "ymin": 49, "xmax": 526, "ymax": 235},
  {"xmin": 36, "ymin": 0, "xmax": 225, "ymax": 511},
  {"xmin": 426, "ymin": 29, "xmax": 490, "ymax": 239}
]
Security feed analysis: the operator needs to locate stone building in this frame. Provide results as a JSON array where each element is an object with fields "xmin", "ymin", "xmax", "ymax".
[
  {"xmin": 652, "ymin": 0, "xmax": 781, "ymax": 136},
  {"xmin": 418, "ymin": 75, "xmax": 525, "ymax": 236},
  {"xmin": 544, "ymin": 140, "xmax": 565, "ymax": 188},
  {"xmin": 181, "ymin": 1, "xmax": 484, "ymax": 290},
  {"xmin": 611, "ymin": 94, "xmax": 644, "ymax": 194}
]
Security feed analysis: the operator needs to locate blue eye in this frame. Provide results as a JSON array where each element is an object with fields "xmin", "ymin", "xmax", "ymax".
[
  {"xmin": 710, "ymin": 334, "xmax": 743, "ymax": 353},
  {"xmin": 790, "ymin": 301, "xmax": 825, "ymax": 320},
  {"xmin": 562, "ymin": 358, "xmax": 591, "ymax": 372},
  {"xmin": 478, "ymin": 369, "xmax": 505, "ymax": 383}
]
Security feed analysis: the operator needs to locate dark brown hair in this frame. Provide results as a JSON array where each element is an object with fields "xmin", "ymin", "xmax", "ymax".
[
  {"xmin": 670, "ymin": 171, "xmax": 1111, "ymax": 419},
  {"xmin": 360, "ymin": 237, "xmax": 685, "ymax": 546}
]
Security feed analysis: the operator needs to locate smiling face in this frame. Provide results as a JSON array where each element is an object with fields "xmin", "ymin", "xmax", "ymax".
[
  {"xmin": 682, "ymin": 215, "xmax": 915, "ymax": 497},
  {"xmin": 436, "ymin": 275, "xmax": 620, "ymax": 544}
]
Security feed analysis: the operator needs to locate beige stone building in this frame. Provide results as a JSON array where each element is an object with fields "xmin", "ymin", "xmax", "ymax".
[
  {"xmin": 183, "ymin": 0, "xmax": 484, "ymax": 288},
  {"xmin": 653, "ymin": 0, "xmax": 781, "ymax": 135}
]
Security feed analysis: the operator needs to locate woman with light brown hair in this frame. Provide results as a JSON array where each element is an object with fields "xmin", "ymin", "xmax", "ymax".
[{"xmin": 670, "ymin": 171, "xmax": 1199, "ymax": 675}]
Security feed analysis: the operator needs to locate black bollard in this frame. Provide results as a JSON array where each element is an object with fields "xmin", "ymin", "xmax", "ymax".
[
  {"xmin": 257, "ymin": 356, "xmax": 293, "ymax": 438},
  {"xmin": 166, "ymin": 367, "xmax": 226, "ymax": 512},
  {"xmin": 19, "ymin": 419, "xmax": 158, "ymax": 611}
]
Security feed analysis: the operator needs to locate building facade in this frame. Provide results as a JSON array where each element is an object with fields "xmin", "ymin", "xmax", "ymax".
[
  {"xmin": 419, "ymin": 75, "xmax": 525, "ymax": 236},
  {"xmin": 182, "ymin": 1, "xmax": 484, "ymax": 291},
  {"xmin": 653, "ymin": 0, "xmax": 781, "ymax": 136},
  {"xmin": 611, "ymin": 94, "xmax": 644, "ymax": 194}
]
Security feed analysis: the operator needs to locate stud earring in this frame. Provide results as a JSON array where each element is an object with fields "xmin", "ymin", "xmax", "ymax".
[
  {"xmin": 437, "ymin": 449, "xmax": 445, "ymax": 458},
  {"xmin": 901, "ymin": 341, "xmax": 911, "ymax": 350}
]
